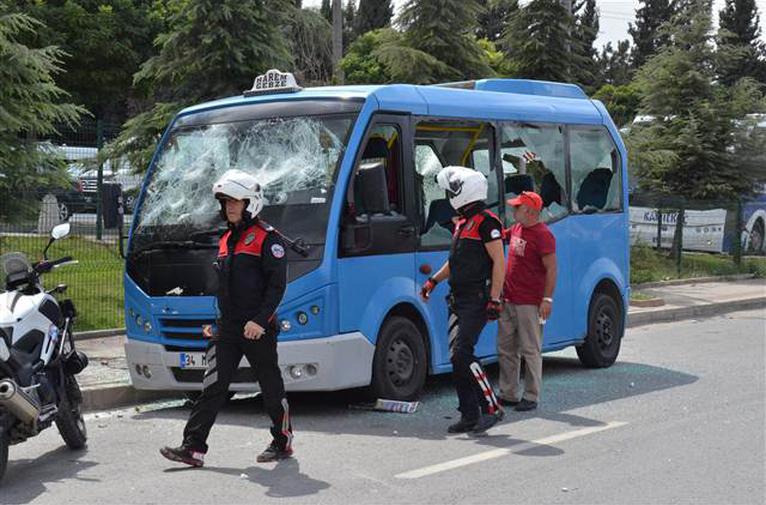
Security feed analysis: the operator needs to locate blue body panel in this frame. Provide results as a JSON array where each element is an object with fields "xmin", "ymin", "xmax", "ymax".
[{"xmin": 125, "ymin": 80, "xmax": 630, "ymax": 382}]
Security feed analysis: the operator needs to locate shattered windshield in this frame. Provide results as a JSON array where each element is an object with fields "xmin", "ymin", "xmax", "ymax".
[{"xmin": 131, "ymin": 112, "xmax": 357, "ymax": 249}]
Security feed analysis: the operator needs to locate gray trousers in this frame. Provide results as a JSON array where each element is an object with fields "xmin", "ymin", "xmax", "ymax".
[{"xmin": 496, "ymin": 304, "xmax": 543, "ymax": 402}]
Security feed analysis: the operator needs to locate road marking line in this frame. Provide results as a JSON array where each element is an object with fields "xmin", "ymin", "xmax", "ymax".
[{"xmin": 395, "ymin": 421, "xmax": 628, "ymax": 480}]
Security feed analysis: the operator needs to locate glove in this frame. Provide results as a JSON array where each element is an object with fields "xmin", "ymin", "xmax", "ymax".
[
  {"xmin": 486, "ymin": 299, "xmax": 502, "ymax": 321},
  {"xmin": 420, "ymin": 277, "xmax": 438, "ymax": 300}
]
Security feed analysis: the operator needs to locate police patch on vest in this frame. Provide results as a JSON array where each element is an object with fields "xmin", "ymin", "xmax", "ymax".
[
  {"xmin": 244, "ymin": 233, "xmax": 256, "ymax": 245},
  {"xmin": 490, "ymin": 228, "xmax": 501, "ymax": 239},
  {"xmin": 271, "ymin": 244, "xmax": 285, "ymax": 258}
]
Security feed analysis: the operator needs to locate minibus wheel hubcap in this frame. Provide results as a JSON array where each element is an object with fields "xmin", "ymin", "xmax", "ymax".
[{"xmin": 387, "ymin": 338, "xmax": 414, "ymax": 385}]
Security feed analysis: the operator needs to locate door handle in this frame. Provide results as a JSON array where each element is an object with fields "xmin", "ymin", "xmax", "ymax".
[{"xmin": 398, "ymin": 224, "xmax": 416, "ymax": 236}]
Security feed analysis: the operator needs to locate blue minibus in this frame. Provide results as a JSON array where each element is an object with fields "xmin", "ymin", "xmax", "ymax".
[{"xmin": 124, "ymin": 71, "xmax": 630, "ymax": 400}]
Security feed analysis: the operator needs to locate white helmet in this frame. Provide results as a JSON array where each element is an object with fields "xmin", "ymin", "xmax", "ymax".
[
  {"xmin": 436, "ymin": 166, "xmax": 488, "ymax": 211},
  {"xmin": 212, "ymin": 169, "xmax": 264, "ymax": 219}
]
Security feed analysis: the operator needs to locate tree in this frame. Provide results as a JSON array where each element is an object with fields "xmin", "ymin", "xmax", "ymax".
[
  {"xmin": 355, "ymin": 0, "xmax": 393, "ymax": 35},
  {"xmin": 627, "ymin": 0, "xmax": 763, "ymax": 258},
  {"xmin": 340, "ymin": 29, "xmax": 393, "ymax": 84},
  {"xmin": 716, "ymin": 0, "xmax": 766, "ymax": 86},
  {"xmin": 592, "ymin": 83, "xmax": 642, "ymax": 127},
  {"xmin": 0, "ymin": 10, "xmax": 86, "ymax": 216},
  {"xmin": 340, "ymin": 28, "xmax": 455, "ymax": 84},
  {"xmin": 572, "ymin": 0, "xmax": 601, "ymax": 90},
  {"xmin": 598, "ymin": 39, "xmax": 633, "ymax": 86},
  {"xmin": 476, "ymin": 0, "xmax": 517, "ymax": 43},
  {"xmin": 320, "ymin": 0, "xmax": 331, "ymax": 23},
  {"xmin": 288, "ymin": 6, "xmax": 333, "ymax": 85},
  {"xmin": 503, "ymin": 0, "xmax": 577, "ymax": 82},
  {"xmin": 343, "ymin": 0, "xmax": 357, "ymax": 49},
  {"xmin": 628, "ymin": 0, "xmax": 675, "ymax": 69},
  {"xmin": 398, "ymin": 0, "xmax": 494, "ymax": 80},
  {"xmin": 478, "ymin": 38, "xmax": 516, "ymax": 77},
  {"xmin": 109, "ymin": 0, "xmax": 293, "ymax": 172},
  {"xmin": 12, "ymin": 0, "xmax": 161, "ymax": 124}
]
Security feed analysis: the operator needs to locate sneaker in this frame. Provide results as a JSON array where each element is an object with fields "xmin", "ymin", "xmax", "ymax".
[
  {"xmin": 470, "ymin": 413, "xmax": 499, "ymax": 435},
  {"xmin": 447, "ymin": 418, "xmax": 478, "ymax": 433},
  {"xmin": 499, "ymin": 398, "xmax": 519, "ymax": 407},
  {"xmin": 160, "ymin": 445, "xmax": 204, "ymax": 467},
  {"xmin": 256, "ymin": 440, "xmax": 293, "ymax": 463},
  {"xmin": 514, "ymin": 399, "xmax": 538, "ymax": 412}
]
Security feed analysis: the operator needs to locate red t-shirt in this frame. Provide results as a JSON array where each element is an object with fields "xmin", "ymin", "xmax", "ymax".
[{"xmin": 503, "ymin": 222, "xmax": 556, "ymax": 305}]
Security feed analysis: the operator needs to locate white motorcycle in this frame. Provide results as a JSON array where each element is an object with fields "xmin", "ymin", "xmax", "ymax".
[{"xmin": 0, "ymin": 223, "xmax": 89, "ymax": 484}]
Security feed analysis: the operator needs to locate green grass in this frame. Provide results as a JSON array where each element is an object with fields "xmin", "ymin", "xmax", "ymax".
[
  {"xmin": 630, "ymin": 291, "xmax": 656, "ymax": 301},
  {"xmin": 0, "ymin": 235, "xmax": 124, "ymax": 331},
  {"xmin": 631, "ymin": 245, "xmax": 766, "ymax": 285}
]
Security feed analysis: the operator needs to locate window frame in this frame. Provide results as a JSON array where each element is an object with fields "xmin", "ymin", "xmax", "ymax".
[
  {"xmin": 566, "ymin": 124, "xmax": 624, "ymax": 215},
  {"xmin": 411, "ymin": 115, "xmax": 504, "ymax": 252},
  {"xmin": 499, "ymin": 120, "xmax": 571, "ymax": 226}
]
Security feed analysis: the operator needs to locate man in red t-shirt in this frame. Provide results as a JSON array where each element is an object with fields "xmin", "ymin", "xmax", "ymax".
[{"xmin": 497, "ymin": 191, "xmax": 557, "ymax": 412}]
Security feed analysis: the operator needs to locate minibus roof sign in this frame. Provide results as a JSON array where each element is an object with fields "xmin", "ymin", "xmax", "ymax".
[{"xmin": 244, "ymin": 69, "xmax": 302, "ymax": 97}]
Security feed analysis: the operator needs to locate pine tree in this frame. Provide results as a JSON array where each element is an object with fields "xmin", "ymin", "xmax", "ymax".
[
  {"xmin": 476, "ymin": 0, "xmax": 518, "ymax": 43},
  {"xmin": 716, "ymin": 0, "xmax": 766, "ymax": 86},
  {"xmin": 398, "ymin": 0, "xmax": 494, "ymax": 80},
  {"xmin": 503, "ymin": 0, "xmax": 576, "ymax": 82},
  {"xmin": 340, "ymin": 28, "xmax": 456, "ymax": 84},
  {"xmin": 109, "ymin": 0, "xmax": 293, "ymax": 172},
  {"xmin": 629, "ymin": 0, "xmax": 763, "ymax": 236},
  {"xmin": 628, "ymin": 0, "xmax": 675, "ymax": 69},
  {"xmin": 13, "ymin": 0, "xmax": 161, "ymax": 125},
  {"xmin": 0, "ymin": 10, "xmax": 86, "ymax": 215},
  {"xmin": 598, "ymin": 40, "xmax": 633, "ymax": 86},
  {"xmin": 289, "ymin": 7, "xmax": 333, "ymax": 85},
  {"xmin": 572, "ymin": 0, "xmax": 601, "ymax": 90},
  {"xmin": 355, "ymin": 0, "xmax": 393, "ymax": 35},
  {"xmin": 343, "ymin": 0, "xmax": 357, "ymax": 49},
  {"xmin": 719, "ymin": 0, "xmax": 761, "ymax": 43},
  {"xmin": 320, "ymin": 0, "xmax": 332, "ymax": 23}
]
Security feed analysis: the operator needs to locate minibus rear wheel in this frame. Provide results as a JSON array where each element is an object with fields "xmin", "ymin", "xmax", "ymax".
[
  {"xmin": 371, "ymin": 316, "xmax": 427, "ymax": 401},
  {"xmin": 576, "ymin": 292, "xmax": 623, "ymax": 368}
]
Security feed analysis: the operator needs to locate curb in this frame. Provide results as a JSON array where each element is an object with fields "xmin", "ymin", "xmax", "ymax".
[
  {"xmin": 74, "ymin": 328, "xmax": 125, "ymax": 341},
  {"xmin": 82, "ymin": 383, "xmax": 181, "ymax": 412},
  {"xmin": 628, "ymin": 297, "xmax": 766, "ymax": 328},
  {"xmin": 634, "ymin": 273, "xmax": 758, "ymax": 290}
]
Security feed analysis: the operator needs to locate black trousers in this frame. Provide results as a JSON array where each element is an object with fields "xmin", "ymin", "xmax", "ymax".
[
  {"xmin": 448, "ymin": 290, "xmax": 499, "ymax": 421},
  {"xmin": 183, "ymin": 330, "xmax": 292, "ymax": 453}
]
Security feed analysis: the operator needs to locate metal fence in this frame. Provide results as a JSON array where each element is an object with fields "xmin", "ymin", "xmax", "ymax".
[
  {"xmin": 629, "ymin": 191, "xmax": 766, "ymax": 282},
  {"xmin": 0, "ymin": 118, "xmax": 131, "ymax": 331}
]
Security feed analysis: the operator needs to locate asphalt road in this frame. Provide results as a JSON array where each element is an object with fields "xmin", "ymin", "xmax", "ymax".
[{"xmin": 2, "ymin": 309, "xmax": 764, "ymax": 505}]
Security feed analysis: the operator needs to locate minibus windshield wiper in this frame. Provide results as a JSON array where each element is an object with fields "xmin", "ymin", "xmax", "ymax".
[{"xmin": 129, "ymin": 240, "xmax": 218, "ymax": 258}]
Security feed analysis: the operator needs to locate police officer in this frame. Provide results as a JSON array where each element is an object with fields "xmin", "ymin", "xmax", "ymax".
[
  {"xmin": 161, "ymin": 169, "xmax": 293, "ymax": 466},
  {"xmin": 420, "ymin": 166, "xmax": 505, "ymax": 434}
]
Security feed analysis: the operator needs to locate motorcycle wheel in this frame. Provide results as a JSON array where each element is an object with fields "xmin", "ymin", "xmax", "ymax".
[{"xmin": 56, "ymin": 374, "xmax": 87, "ymax": 450}]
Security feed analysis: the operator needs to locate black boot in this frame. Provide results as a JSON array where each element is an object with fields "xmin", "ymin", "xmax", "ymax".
[
  {"xmin": 447, "ymin": 417, "xmax": 478, "ymax": 433},
  {"xmin": 160, "ymin": 445, "xmax": 205, "ymax": 467},
  {"xmin": 256, "ymin": 440, "xmax": 293, "ymax": 463}
]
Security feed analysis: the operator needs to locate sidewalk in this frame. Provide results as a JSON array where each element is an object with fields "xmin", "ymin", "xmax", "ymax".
[
  {"xmin": 628, "ymin": 278, "xmax": 766, "ymax": 327},
  {"xmin": 75, "ymin": 278, "xmax": 766, "ymax": 412}
]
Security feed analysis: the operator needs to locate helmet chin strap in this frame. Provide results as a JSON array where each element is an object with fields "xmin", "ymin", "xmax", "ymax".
[{"xmin": 457, "ymin": 201, "xmax": 483, "ymax": 216}]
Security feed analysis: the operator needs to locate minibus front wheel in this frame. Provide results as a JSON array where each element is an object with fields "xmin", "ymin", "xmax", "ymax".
[
  {"xmin": 370, "ymin": 316, "xmax": 427, "ymax": 401},
  {"xmin": 576, "ymin": 292, "xmax": 623, "ymax": 368}
]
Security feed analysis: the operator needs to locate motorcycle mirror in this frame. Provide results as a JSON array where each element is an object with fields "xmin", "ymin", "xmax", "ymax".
[{"xmin": 51, "ymin": 223, "xmax": 71, "ymax": 240}]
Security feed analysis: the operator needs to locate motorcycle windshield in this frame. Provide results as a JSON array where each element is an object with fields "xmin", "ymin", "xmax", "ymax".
[{"xmin": 0, "ymin": 253, "xmax": 31, "ymax": 279}]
